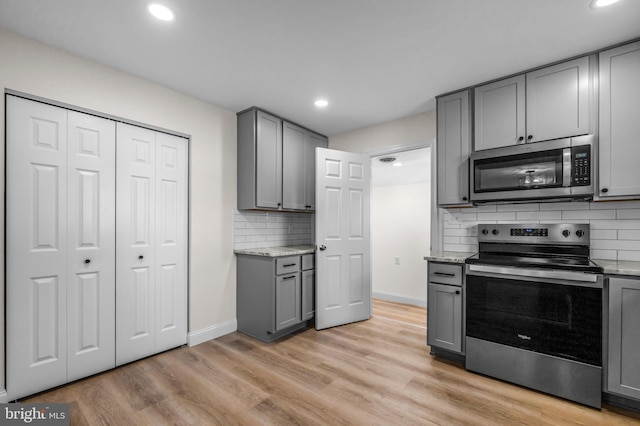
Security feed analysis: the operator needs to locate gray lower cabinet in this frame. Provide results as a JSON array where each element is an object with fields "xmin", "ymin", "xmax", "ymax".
[
  {"xmin": 607, "ymin": 276, "xmax": 640, "ymax": 401},
  {"xmin": 237, "ymin": 253, "xmax": 314, "ymax": 342},
  {"xmin": 427, "ymin": 262, "xmax": 464, "ymax": 354}
]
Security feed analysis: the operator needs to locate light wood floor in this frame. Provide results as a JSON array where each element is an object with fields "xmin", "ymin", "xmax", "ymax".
[{"xmin": 24, "ymin": 299, "xmax": 640, "ymax": 425}]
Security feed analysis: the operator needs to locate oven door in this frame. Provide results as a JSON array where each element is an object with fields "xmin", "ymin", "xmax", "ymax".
[{"xmin": 465, "ymin": 264, "xmax": 603, "ymax": 366}]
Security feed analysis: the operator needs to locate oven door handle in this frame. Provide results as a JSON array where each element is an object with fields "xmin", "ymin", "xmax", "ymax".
[{"xmin": 467, "ymin": 264, "xmax": 602, "ymax": 287}]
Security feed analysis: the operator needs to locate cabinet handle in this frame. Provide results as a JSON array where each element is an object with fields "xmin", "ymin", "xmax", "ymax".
[
  {"xmin": 434, "ymin": 272, "xmax": 455, "ymax": 277},
  {"xmin": 283, "ymin": 263, "xmax": 296, "ymax": 267},
  {"xmin": 455, "ymin": 290, "xmax": 461, "ymax": 295},
  {"xmin": 462, "ymin": 196, "xmax": 468, "ymax": 201},
  {"xmin": 527, "ymin": 135, "xmax": 533, "ymax": 141},
  {"xmin": 138, "ymin": 255, "xmax": 144, "ymax": 260},
  {"xmin": 84, "ymin": 259, "xmax": 91, "ymax": 264},
  {"xmin": 601, "ymin": 188, "xmax": 609, "ymax": 193},
  {"xmin": 282, "ymin": 275, "xmax": 296, "ymax": 280},
  {"xmin": 518, "ymin": 136, "xmax": 524, "ymax": 143}
]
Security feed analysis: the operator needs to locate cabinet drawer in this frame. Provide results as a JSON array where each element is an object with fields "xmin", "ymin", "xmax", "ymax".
[
  {"xmin": 302, "ymin": 254, "xmax": 315, "ymax": 271},
  {"xmin": 428, "ymin": 262, "xmax": 463, "ymax": 286},
  {"xmin": 276, "ymin": 256, "xmax": 301, "ymax": 275}
]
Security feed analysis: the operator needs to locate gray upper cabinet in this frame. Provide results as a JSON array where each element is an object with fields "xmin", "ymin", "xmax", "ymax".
[
  {"xmin": 474, "ymin": 75, "xmax": 526, "ymax": 151},
  {"xmin": 474, "ymin": 56, "xmax": 591, "ymax": 151},
  {"xmin": 282, "ymin": 121, "xmax": 328, "ymax": 211},
  {"xmin": 607, "ymin": 276, "xmax": 640, "ymax": 401},
  {"xmin": 598, "ymin": 41, "xmax": 640, "ymax": 199},
  {"xmin": 238, "ymin": 107, "xmax": 327, "ymax": 211},
  {"xmin": 238, "ymin": 108, "xmax": 283, "ymax": 210},
  {"xmin": 437, "ymin": 90, "xmax": 472, "ymax": 207}
]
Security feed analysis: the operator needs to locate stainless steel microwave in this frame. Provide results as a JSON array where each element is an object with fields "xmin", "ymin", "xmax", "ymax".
[{"xmin": 470, "ymin": 135, "xmax": 594, "ymax": 204}]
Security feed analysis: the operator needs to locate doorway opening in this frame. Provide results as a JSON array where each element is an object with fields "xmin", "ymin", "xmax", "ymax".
[{"xmin": 370, "ymin": 147, "xmax": 431, "ymax": 308}]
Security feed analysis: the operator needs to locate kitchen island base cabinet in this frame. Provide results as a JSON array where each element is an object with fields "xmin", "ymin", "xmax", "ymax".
[
  {"xmin": 427, "ymin": 262, "xmax": 464, "ymax": 355},
  {"xmin": 607, "ymin": 276, "xmax": 640, "ymax": 402},
  {"xmin": 237, "ymin": 254, "xmax": 314, "ymax": 342}
]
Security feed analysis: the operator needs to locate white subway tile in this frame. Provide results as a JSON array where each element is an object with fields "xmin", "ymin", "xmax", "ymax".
[
  {"xmin": 592, "ymin": 200, "xmax": 640, "ymax": 210},
  {"xmin": 516, "ymin": 211, "xmax": 562, "ymax": 221},
  {"xmin": 591, "ymin": 229, "xmax": 617, "ymax": 240},
  {"xmin": 498, "ymin": 204, "xmax": 540, "ymax": 212},
  {"xmin": 473, "ymin": 205, "xmax": 498, "ymax": 213},
  {"xmin": 540, "ymin": 202, "xmax": 589, "ymax": 211},
  {"xmin": 460, "ymin": 236, "xmax": 479, "ymax": 245},
  {"xmin": 591, "ymin": 249, "xmax": 617, "ymax": 261},
  {"xmin": 618, "ymin": 230, "xmax": 640, "ymax": 240},
  {"xmin": 617, "ymin": 209, "xmax": 640, "ymax": 219},
  {"xmin": 562, "ymin": 210, "xmax": 616, "ymax": 220},
  {"xmin": 444, "ymin": 228, "xmax": 468, "ymax": 237},
  {"xmin": 477, "ymin": 212, "xmax": 516, "ymax": 221},
  {"xmin": 592, "ymin": 239, "xmax": 640, "ymax": 250},
  {"xmin": 235, "ymin": 242, "xmax": 257, "ymax": 250},
  {"xmin": 461, "ymin": 213, "xmax": 478, "ymax": 221},
  {"xmin": 443, "ymin": 236, "xmax": 460, "ymax": 244},
  {"xmin": 235, "ymin": 228, "xmax": 256, "ymax": 236},
  {"xmin": 591, "ymin": 220, "xmax": 640, "ymax": 230},
  {"xmin": 619, "ymin": 251, "xmax": 640, "ymax": 262}
]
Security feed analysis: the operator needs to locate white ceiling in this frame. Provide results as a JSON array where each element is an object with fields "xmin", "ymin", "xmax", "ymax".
[
  {"xmin": 372, "ymin": 148, "xmax": 430, "ymax": 187},
  {"xmin": 1, "ymin": 0, "xmax": 639, "ymax": 136}
]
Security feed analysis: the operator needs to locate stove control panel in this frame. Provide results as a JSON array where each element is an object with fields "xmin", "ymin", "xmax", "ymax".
[{"xmin": 478, "ymin": 223, "xmax": 590, "ymax": 245}]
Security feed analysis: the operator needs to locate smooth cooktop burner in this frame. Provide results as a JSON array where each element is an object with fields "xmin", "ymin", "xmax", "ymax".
[{"xmin": 465, "ymin": 252, "xmax": 603, "ymax": 274}]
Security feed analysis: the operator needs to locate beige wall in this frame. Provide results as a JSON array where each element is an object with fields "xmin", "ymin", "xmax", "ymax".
[
  {"xmin": 0, "ymin": 29, "xmax": 237, "ymax": 391},
  {"xmin": 329, "ymin": 111, "xmax": 436, "ymax": 153}
]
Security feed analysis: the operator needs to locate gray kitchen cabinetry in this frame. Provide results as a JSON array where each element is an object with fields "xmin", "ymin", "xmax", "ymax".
[
  {"xmin": 238, "ymin": 107, "xmax": 327, "ymax": 211},
  {"xmin": 427, "ymin": 262, "xmax": 464, "ymax": 355},
  {"xmin": 237, "ymin": 253, "xmax": 314, "ymax": 342},
  {"xmin": 607, "ymin": 276, "xmax": 640, "ymax": 401},
  {"xmin": 301, "ymin": 254, "xmax": 315, "ymax": 321},
  {"xmin": 436, "ymin": 90, "xmax": 472, "ymax": 207},
  {"xmin": 283, "ymin": 121, "xmax": 328, "ymax": 210},
  {"xmin": 598, "ymin": 41, "xmax": 640, "ymax": 199},
  {"xmin": 474, "ymin": 56, "xmax": 591, "ymax": 151}
]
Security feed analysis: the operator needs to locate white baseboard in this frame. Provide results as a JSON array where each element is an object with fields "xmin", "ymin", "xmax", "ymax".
[
  {"xmin": 373, "ymin": 291, "xmax": 426, "ymax": 308},
  {"xmin": 188, "ymin": 320, "xmax": 237, "ymax": 347},
  {"xmin": 0, "ymin": 390, "xmax": 8, "ymax": 403}
]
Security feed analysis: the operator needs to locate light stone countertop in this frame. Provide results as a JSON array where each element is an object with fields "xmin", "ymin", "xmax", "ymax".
[
  {"xmin": 592, "ymin": 259, "xmax": 640, "ymax": 277},
  {"xmin": 424, "ymin": 252, "xmax": 475, "ymax": 264},
  {"xmin": 234, "ymin": 244, "xmax": 316, "ymax": 258}
]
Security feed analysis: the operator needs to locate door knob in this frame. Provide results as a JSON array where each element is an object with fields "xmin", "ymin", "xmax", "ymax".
[{"xmin": 319, "ymin": 245, "xmax": 327, "ymax": 251}]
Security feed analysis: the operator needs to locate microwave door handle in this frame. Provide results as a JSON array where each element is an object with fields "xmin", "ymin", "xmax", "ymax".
[{"xmin": 562, "ymin": 148, "xmax": 572, "ymax": 187}]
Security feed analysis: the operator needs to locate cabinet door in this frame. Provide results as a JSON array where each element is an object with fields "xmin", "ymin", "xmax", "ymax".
[
  {"xmin": 599, "ymin": 42, "xmax": 640, "ymax": 198},
  {"xmin": 282, "ymin": 121, "xmax": 307, "ymax": 210},
  {"xmin": 526, "ymin": 56, "xmax": 590, "ymax": 143},
  {"xmin": 437, "ymin": 91, "xmax": 471, "ymax": 206},
  {"xmin": 474, "ymin": 75, "xmax": 526, "ymax": 151},
  {"xmin": 6, "ymin": 97, "xmax": 69, "ymax": 399},
  {"xmin": 275, "ymin": 273, "xmax": 301, "ymax": 331},
  {"xmin": 608, "ymin": 277, "xmax": 640, "ymax": 400},
  {"xmin": 302, "ymin": 269, "xmax": 315, "ymax": 321},
  {"xmin": 256, "ymin": 110, "xmax": 283, "ymax": 209},
  {"xmin": 305, "ymin": 132, "xmax": 328, "ymax": 210},
  {"xmin": 427, "ymin": 283, "xmax": 463, "ymax": 353},
  {"xmin": 66, "ymin": 111, "xmax": 116, "ymax": 382}
]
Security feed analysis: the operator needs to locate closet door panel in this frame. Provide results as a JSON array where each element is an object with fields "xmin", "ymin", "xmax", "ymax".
[
  {"xmin": 6, "ymin": 96, "xmax": 69, "ymax": 399},
  {"xmin": 155, "ymin": 133, "xmax": 188, "ymax": 352},
  {"xmin": 66, "ymin": 111, "xmax": 116, "ymax": 381},
  {"xmin": 116, "ymin": 122, "xmax": 157, "ymax": 366}
]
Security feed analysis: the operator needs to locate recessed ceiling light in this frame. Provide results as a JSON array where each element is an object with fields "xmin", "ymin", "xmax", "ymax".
[
  {"xmin": 314, "ymin": 99, "xmax": 329, "ymax": 107},
  {"xmin": 392, "ymin": 162, "xmax": 403, "ymax": 167},
  {"xmin": 148, "ymin": 2, "xmax": 175, "ymax": 21},
  {"xmin": 590, "ymin": 0, "xmax": 620, "ymax": 9}
]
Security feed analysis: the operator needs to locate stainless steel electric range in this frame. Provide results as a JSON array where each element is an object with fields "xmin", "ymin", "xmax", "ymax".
[{"xmin": 465, "ymin": 223, "xmax": 604, "ymax": 408}]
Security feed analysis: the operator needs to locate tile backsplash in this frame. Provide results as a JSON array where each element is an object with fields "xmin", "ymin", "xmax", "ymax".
[
  {"xmin": 234, "ymin": 209, "xmax": 313, "ymax": 250},
  {"xmin": 441, "ymin": 200, "xmax": 640, "ymax": 261}
]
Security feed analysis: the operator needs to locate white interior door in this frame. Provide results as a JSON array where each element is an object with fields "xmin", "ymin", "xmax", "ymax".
[
  {"xmin": 7, "ymin": 96, "xmax": 69, "ymax": 399},
  {"xmin": 154, "ymin": 132, "xmax": 188, "ymax": 352},
  {"xmin": 116, "ymin": 123, "xmax": 157, "ymax": 365},
  {"xmin": 315, "ymin": 148, "xmax": 371, "ymax": 330},
  {"xmin": 66, "ymin": 110, "xmax": 116, "ymax": 381}
]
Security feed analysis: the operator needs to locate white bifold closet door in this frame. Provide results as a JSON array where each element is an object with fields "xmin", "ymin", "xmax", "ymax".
[
  {"xmin": 6, "ymin": 96, "xmax": 116, "ymax": 400},
  {"xmin": 115, "ymin": 123, "xmax": 188, "ymax": 366}
]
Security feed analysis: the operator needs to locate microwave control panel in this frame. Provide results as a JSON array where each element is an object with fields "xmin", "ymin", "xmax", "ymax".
[{"xmin": 571, "ymin": 145, "xmax": 591, "ymax": 186}]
